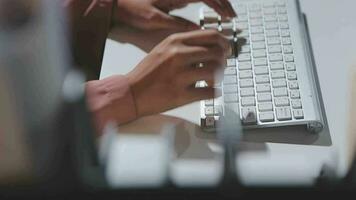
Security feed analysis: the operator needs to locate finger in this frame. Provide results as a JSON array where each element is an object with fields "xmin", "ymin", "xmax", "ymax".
[
  {"xmin": 217, "ymin": 0, "xmax": 237, "ymax": 18},
  {"xmin": 202, "ymin": 0, "xmax": 226, "ymax": 17},
  {"xmin": 158, "ymin": 13, "xmax": 200, "ymax": 31},
  {"xmin": 161, "ymin": 0, "xmax": 232, "ymax": 18},
  {"xmin": 185, "ymin": 87, "xmax": 222, "ymax": 102},
  {"xmin": 178, "ymin": 30, "xmax": 231, "ymax": 54},
  {"xmin": 178, "ymin": 62, "xmax": 224, "ymax": 86},
  {"xmin": 177, "ymin": 46, "xmax": 226, "ymax": 66}
]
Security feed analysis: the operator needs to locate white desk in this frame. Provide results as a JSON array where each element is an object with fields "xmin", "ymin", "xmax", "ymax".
[{"xmin": 101, "ymin": 0, "xmax": 356, "ymax": 186}]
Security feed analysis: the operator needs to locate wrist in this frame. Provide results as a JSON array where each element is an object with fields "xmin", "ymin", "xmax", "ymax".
[{"xmin": 86, "ymin": 75, "xmax": 138, "ymax": 133}]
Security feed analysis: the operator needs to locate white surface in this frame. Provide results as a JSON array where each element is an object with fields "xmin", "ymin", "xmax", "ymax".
[{"xmin": 101, "ymin": 0, "xmax": 356, "ymax": 185}]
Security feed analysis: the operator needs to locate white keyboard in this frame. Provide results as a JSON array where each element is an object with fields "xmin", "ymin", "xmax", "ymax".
[{"xmin": 199, "ymin": 0, "xmax": 325, "ymax": 133}]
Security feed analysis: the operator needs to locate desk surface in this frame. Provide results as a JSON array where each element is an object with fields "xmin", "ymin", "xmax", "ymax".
[{"xmin": 101, "ymin": 0, "xmax": 356, "ymax": 185}]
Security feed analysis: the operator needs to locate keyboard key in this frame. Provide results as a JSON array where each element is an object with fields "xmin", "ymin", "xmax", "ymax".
[
  {"xmin": 290, "ymin": 90, "xmax": 300, "ymax": 99},
  {"xmin": 283, "ymin": 45, "xmax": 293, "ymax": 54},
  {"xmin": 259, "ymin": 103, "xmax": 273, "ymax": 112},
  {"xmin": 256, "ymin": 84, "xmax": 271, "ymax": 93},
  {"xmin": 253, "ymin": 49, "xmax": 267, "ymax": 58},
  {"xmin": 282, "ymin": 37, "xmax": 292, "ymax": 45},
  {"xmin": 224, "ymin": 85, "xmax": 238, "ymax": 94},
  {"xmin": 204, "ymin": 116, "xmax": 215, "ymax": 127},
  {"xmin": 269, "ymin": 53, "xmax": 283, "ymax": 61},
  {"xmin": 254, "ymin": 58, "xmax": 268, "ymax": 66},
  {"xmin": 214, "ymin": 105, "xmax": 223, "ymax": 115},
  {"xmin": 281, "ymin": 30, "xmax": 290, "ymax": 37},
  {"xmin": 258, "ymin": 93, "xmax": 272, "ymax": 102},
  {"xmin": 224, "ymin": 76, "xmax": 237, "ymax": 85},
  {"xmin": 241, "ymin": 88, "xmax": 255, "ymax": 97},
  {"xmin": 236, "ymin": 22, "xmax": 249, "ymax": 30},
  {"xmin": 276, "ymin": 107, "xmax": 292, "ymax": 121},
  {"xmin": 255, "ymin": 75, "xmax": 270, "ymax": 84},
  {"xmin": 240, "ymin": 79, "xmax": 254, "ymax": 88},
  {"xmin": 277, "ymin": 1, "xmax": 286, "ymax": 7},
  {"xmin": 280, "ymin": 22, "xmax": 289, "ymax": 29},
  {"xmin": 224, "ymin": 67, "xmax": 237, "ymax": 75},
  {"xmin": 239, "ymin": 62, "xmax": 252, "ymax": 70},
  {"xmin": 254, "ymin": 66, "xmax": 269, "ymax": 75},
  {"xmin": 272, "ymin": 79, "xmax": 287, "ymax": 88},
  {"xmin": 270, "ymin": 62, "xmax": 284, "ymax": 70},
  {"xmin": 227, "ymin": 58, "xmax": 236, "ymax": 66},
  {"xmin": 249, "ymin": 3, "xmax": 261, "ymax": 11},
  {"xmin": 265, "ymin": 15, "xmax": 278, "ymax": 22},
  {"xmin": 291, "ymin": 99, "xmax": 302, "ymax": 109},
  {"xmin": 274, "ymin": 88, "xmax": 288, "ymax": 97},
  {"xmin": 293, "ymin": 109, "xmax": 304, "ymax": 119},
  {"xmin": 225, "ymin": 93, "xmax": 238, "ymax": 102},
  {"xmin": 238, "ymin": 54, "xmax": 251, "ymax": 61},
  {"xmin": 250, "ymin": 19, "xmax": 263, "ymax": 26},
  {"xmin": 267, "ymin": 37, "xmax": 281, "ymax": 45},
  {"xmin": 271, "ymin": 70, "xmax": 285, "ymax": 79},
  {"xmin": 249, "ymin": 12, "xmax": 263, "ymax": 19},
  {"xmin": 241, "ymin": 45, "xmax": 251, "ymax": 53},
  {"xmin": 259, "ymin": 112, "xmax": 275, "ymax": 122},
  {"xmin": 239, "ymin": 71, "xmax": 253, "ymax": 79},
  {"xmin": 236, "ymin": 5, "xmax": 247, "ymax": 14},
  {"xmin": 205, "ymin": 99, "xmax": 214, "ymax": 106},
  {"xmin": 289, "ymin": 81, "xmax": 299, "ymax": 89},
  {"xmin": 279, "ymin": 15, "xmax": 288, "ymax": 21},
  {"xmin": 251, "ymin": 34, "xmax": 265, "ymax": 42},
  {"xmin": 241, "ymin": 107, "xmax": 257, "ymax": 124},
  {"xmin": 241, "ymin": 97, "xmax": 256, "ymax": 106},
  {"xmin": 275, "ymin": 97, "xmax": 290, "ymax": 106},
  {"xmin": 252, "ymin": 42, "xmax": 266, "ymax": 50},
  {"xmin": 236, "ymin": 15, "xmax": 249, "ymax": 22},
  {"xmin": 266, "ymin": 29, "xmax": 279, "ymax": 37},
  {"xmin": 265, "ymin": 22, "xmax": 279, "ymax": 29},
  {"xmin": 264, "ymin": 8, "xmax": 277, "ymax": 15},
  {"xmin": 287, "ymin": 72, "xmax": 298, "ymax": 80},
  {"xmin": 286, "ymin": 63, "xmax": 296, "ymax": 71},
  {"xmin": 203, "ymin": 11, "xmax": 219, "ymax": 23},
  {"xmin": 285, "ymin": 54, "xmax": 295, "ymax": 62},
  {"xmin": 205, "ymin": 107, "xmax": 214, "ymax": 116},
  {"xmin": 278, "ymin": 7, "xmax": 287, "ymax": 14},
  {"xmin": 263, "ymin": 2, "xmax": 275, "ymax": 8},
  {"xmin": 268, "ymin": 45, "xmax": 282, "ymax": 53},
  {"xmin": 251, "ymin": 27, "xmax": 264, "ymax": 34},
  {"xmin": 220, "ymin": 22, "xmax": 236, "ymax": 35}
]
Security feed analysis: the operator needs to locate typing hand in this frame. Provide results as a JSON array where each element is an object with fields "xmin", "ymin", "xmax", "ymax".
[
  {"xmin": 113, "ymin": 0, "xmax": 236, "ymax": 31},
  {"xmin": 125, "ymin": 30, "xmax": 231, "ymax": 117},
  {"xmin": 110, "ymin": 0, "xmax": 236, "ymax": 52}
]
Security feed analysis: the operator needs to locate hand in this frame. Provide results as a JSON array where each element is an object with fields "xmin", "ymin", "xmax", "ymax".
[
  {"xmin": 113, "ymin": 0, "xmax": 236, "ymax": 31},
  {"xmin": 125, "ymin": 29, "xmax": 231, "ymax": 117}
]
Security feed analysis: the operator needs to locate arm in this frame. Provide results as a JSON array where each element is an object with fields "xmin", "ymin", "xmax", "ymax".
[{"xmin": 65, "ymin": 1, "xmax": 234, "ymax": 135}]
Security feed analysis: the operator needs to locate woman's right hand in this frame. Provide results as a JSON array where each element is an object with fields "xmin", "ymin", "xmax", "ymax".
[{"xmin": 125, "ymin": 29, "xmax": 232, "ymax": 118}]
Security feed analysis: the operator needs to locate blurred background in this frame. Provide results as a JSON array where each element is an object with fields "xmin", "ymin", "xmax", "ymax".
[{"xmin": 1, "ymin": 0, "xmax": 356, "ymax": 199}]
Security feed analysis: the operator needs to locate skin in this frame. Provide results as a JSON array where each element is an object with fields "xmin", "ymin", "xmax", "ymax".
[
  {"xmin": 111, "ymin": 0, "xmax": 237, "ymax": 119},
  {"xmin": 125, "ymin": 29, "xmax": 231, "ymax": 117},
  {"xmin": 80, "ymin": 0, "xmax": 240, "ymax": 125},
  {"xmin": 113, "ymin": 0, "xmax": 236, "ymax": 31}
]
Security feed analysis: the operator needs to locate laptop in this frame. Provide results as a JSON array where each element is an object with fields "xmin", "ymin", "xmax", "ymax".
[{"xmin": 199, "ymin": 0, "xmax": 327, "ymax": 133}]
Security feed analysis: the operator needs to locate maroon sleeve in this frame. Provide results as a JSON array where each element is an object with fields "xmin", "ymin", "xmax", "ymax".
[{"xmin": 66, "ymin": 0, "xmax": 114, "ymax": 80}]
